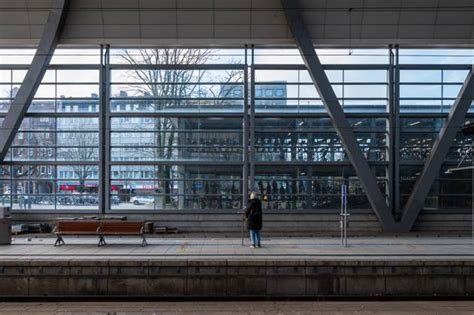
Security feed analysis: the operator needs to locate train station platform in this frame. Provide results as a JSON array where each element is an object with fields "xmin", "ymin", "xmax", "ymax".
[{"xmin": 0, "ymin": 236, "xmax": 473, "ymax": 299}]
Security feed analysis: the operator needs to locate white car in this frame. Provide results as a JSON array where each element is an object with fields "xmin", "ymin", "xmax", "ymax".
[{"xmin": 130, "ymin": 196, "xmax": 155, "ymax": 205}]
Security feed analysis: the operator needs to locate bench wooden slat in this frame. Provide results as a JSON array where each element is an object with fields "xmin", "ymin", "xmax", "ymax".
[
  {"xmin": 53, "ymin": 220, "xmax": 147, "ymax": 247},
  {"xmin": 100, "ymin": 221, "xmax": 144, "ymax": 235},
  {"xmin": 55, "ymin": 221, "xmax": 100, "ymax": 234}
]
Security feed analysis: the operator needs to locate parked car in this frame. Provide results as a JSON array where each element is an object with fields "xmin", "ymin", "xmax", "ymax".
[{"xmin": 130, "ymin": 196, "xmax": 154, "ymax": 205}]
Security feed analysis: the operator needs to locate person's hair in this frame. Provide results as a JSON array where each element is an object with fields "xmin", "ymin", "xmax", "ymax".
[{"xmin": 250, "ymin": 191, "xmax": 259, "ymax": 200}]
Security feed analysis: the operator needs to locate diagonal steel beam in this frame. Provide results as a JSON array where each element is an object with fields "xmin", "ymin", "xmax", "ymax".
[
  {"xmin": 281, "ymin": 0, "xmax": 397, "ymax": 231},
  {"xmin": 400, "ymin": 68, "xmax": 474, "ymax": 231},
  {"xmin": 0, "ymin": 0, "xmax": 70, "ymax": 162}
]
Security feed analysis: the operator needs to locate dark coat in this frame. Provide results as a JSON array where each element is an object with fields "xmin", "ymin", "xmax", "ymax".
[{"xmin": 245, "ymin": 198, "xmax": 262, "ymax": 231}]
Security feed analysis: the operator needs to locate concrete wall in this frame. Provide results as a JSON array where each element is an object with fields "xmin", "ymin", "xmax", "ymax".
[
  {"xmin": 413, "ymin": 211, "xmax": 473, "ymax": 234},
  {"xmin": 0, "ymin": 259, "xmax": 472, "ymax": 298},
  {"xmin": 1, "ymin": 0, "xmax": 473, "ymax": 47},
  {"xmin": 11, "ymin": 210, "xmax": 473, "ymax": 236},
  {"xmin": 12, "ymin": 210, "xmax": 383, "ymax": 236}
]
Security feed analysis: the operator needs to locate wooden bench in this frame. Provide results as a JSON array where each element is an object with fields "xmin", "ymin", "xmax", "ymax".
[
  {"xmin": 99, "ymin": 221, "xmax": 147, "ymax": 247},
  {"xmin": 53, "ymin": 220, "xmax": 147, "ymax": 247},
  {"xmin": 53, "ymin": 220, "xmax": 100, "ymax": 246}
]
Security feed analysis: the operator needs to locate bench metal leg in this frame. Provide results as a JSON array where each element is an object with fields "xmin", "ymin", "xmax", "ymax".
[
  {"xmin": 98, "ymin": 235, "xmax": 107, "ymax": 247},
  {"xmin": 54, "ymin": 234, "xmax": 65, "ymax": 246},
  {"xmin": 141, "ymin": 235, "xmax": 148, "ymax": 247}
]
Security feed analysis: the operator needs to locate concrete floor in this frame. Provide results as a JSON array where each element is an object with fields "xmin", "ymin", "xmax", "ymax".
[
  {"xmin": 0, "ymin": 301, "xmax": 474, "ymax": 314},
  {"xmin": 1, "ymin": 235, "xmax": 473, "ymax": 260}
]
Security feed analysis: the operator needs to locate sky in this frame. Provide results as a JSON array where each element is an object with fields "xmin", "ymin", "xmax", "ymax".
[{"xmin": 0, "ymin": 48, "xmax": 472, "ymax": 101}]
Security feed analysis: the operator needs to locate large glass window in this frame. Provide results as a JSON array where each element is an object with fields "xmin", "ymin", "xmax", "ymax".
[
  {"xmin": 254, "ymin": 166, "xmax": 387, "ymax": 210},
  {"xmin": 110, "ymin": 49, "xmax": 245, "ymax": 113},
  {"xmin": 110, "ymin": 117, "xmax": 243, "ymax": 162},
  {"xmin": 254, "ymin": 67, "xmax": 388, "ymax": 113},
  {"xmin": 400, "ymin": 68, "xmax": 467, "ymax": 113},
  {"xmin": 254, "ymin": 117, "xmax": 387, "ymax": 163},
  {"xmin": 1, "ymin": 47, "xmax": 473, "ymax": 214},
  {"xmin": 0, "ymin": 48, "xmax": 101, "ymax": 210},
  {"xmin": 110, "ymin": 165, "xmax": 242, "ymax": 211},
  {"xmin": 108, "ymin": 48, "xmax": 245, "ymax": 211}
]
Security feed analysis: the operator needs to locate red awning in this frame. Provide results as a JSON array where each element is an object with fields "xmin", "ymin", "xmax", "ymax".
[{"xmin": 59, "ymin": 185, "xmax": 76, "ymax": 191}]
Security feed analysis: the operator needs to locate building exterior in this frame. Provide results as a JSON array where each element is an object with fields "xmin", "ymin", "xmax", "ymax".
[
  {"xmin": 0, "ymin": 0, "xmax": 473, "ymax": 234},
  {"xmin": 0, "ymin": 46, "xmax": 472, "ymax": 235}
]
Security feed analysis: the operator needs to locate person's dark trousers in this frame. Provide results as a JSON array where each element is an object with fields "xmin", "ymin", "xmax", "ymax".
[{"xmin": 249, "ymin": 229, "xmax": 261, "ymax": 246}]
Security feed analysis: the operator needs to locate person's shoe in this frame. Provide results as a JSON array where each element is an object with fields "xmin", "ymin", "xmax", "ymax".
[
  {"xmin": 257, "ymin": 244, "xmax": 261, "ymax": 248},
  {"xmin": 250, "ymin": 245, "xmax": 255, "ymax": 248}
]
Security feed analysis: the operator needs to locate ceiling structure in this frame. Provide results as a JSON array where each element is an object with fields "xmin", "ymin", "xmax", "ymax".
[{"xmin": 0, "ymin": 0, "xmax": 473, "ymax": 47}]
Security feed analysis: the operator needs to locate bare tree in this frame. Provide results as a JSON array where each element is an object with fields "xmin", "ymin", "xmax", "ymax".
[
  {"xmin": 118, "ymin": 49, "xmax": 243, "ymax": 209},
  {"xmin": 60, "ymin": 123, "xmax": 97, "ymax": 193}
]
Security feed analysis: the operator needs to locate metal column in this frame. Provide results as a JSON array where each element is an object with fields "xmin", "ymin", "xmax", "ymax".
[
  {"xmin": 394, "ymin": 46, "xmax": 401, "ymax": 218},
  {"xmin": 400, "ymin": 68, "xmax": 474, "ymax": 231},
  {"xmin": 281, "ymin": 0, "xmax": 397, "ymax": 231},
  {"xmin": 249, "ymin": 46, "xmax": 256, "ymax": 192},
  {"xmin": 243, "ymin": 46, "xmax": 249, "ymax": 207},
  {"xmin": 99, "ymin": 45, "xmax": 111, "ymax": 214},
  {"xmin": 388, "ymin": 46, "xmax": 401, "ymax": 219},
  {"xmin": 0, "ymin": 0, "xmax": 70, "ymax": 162}
]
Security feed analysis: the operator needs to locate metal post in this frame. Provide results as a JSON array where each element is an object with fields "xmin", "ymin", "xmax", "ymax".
[
  {"xmin": 344, "ymin": 183, "xmax": 348, "ymax": 247},
  {"xmin": 340, "ymin": 183, "xmax": 344, "ymax": 246},
  {"xmin": 340, "ymin": 182, "xmax": 349, "ymax": 247},
  {"xmin": 241, "ymin": 216, "xmax": 245, "ymax": 246}
]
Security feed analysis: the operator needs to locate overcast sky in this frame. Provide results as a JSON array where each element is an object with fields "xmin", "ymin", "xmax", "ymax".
[{"xmin": 0, "ymin": 48, "xmax": 472, "ymax": 100}]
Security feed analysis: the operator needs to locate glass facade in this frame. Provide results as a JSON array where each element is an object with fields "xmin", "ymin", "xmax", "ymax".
[{"xmin": 0, "ymin": 47, "xmax": 472, "ymax": 213}]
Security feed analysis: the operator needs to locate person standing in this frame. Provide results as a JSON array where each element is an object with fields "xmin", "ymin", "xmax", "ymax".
[{"xmin": 244, "ymin": 191, "xmax": 263, "ymax": 248}]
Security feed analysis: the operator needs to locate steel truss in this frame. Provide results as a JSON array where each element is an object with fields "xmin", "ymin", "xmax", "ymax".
[
  {"xmin": 281, "ymin": 0, "xmax": 474, "ymax": 232},
  {"xmin": 0, "ymin": 1, "xmax": 472, "ymax": 228},
  {"xmin": 400, "ymin": 68, "xmax": 474, "ymax": 231},
  {"xmin": 281, "ymin": 0, "xmax": 397, "ymax": 230},
  {"xmin": 0, "ymin": 0, "xmax": 70, "ymax": 162}
]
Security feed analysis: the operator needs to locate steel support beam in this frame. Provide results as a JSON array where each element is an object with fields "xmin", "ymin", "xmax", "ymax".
[
  {"xmin": 0, "ymin": 0, "xmax": 69, "ymax": 162},
  {"xmin": 388, "ymin": 46, "xmax": 401, "ymax": 219},
  {"xmin": 243, "ymin": 46, "xmax": 249, "ymax": 208},
  {"xmin": 99, "ymin": 45, "xmax": 110, "ymax": 214},
  {"xmin": 281, "ymin": 0, "xmax": 397, "ymax": 230},
  {"xmin": 249, "ymin": 46, "xmax": 256, "ymax": 191},
  {"xmin": 400, "ymin": 67, "xmax": 474, "ymax": 231}
]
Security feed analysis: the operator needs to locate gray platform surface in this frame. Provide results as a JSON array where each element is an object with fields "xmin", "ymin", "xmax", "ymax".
[
  {"xmin": 1, "ymin": 236, "xmax": 473, "ymax": 260},
  {"xmin": 1, "ymin": 301, "xmax": 474, "ymax": 314}
]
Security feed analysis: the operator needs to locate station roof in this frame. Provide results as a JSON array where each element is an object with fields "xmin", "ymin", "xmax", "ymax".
[{"xmin": 0, "ymin": 0, "xmax": 473, "ymax": 47}]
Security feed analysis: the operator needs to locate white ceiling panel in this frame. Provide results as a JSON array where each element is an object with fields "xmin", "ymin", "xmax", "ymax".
[
  {"xmin": 361, "ymin": 25, "xmax": 398, "ymax": 39},
  {"xmin": 434, "ymin": 25, "xmax": 472, "ymax": 38},
  {"xmin": 363, "ymin": 11, "xmax": 400, "ymax": 25},
  {"xmin": 398, "ymin": 25, "xmax": 436, "ymax": 38},
  {"xmin": 399, "ymin": 11, "xmax": 437, "ymax": 25},
  {"xmin": 364, "ymin": 0, "xmax": 402, "ymax": 9},
  {"xmin": 0, "ymin": 0, "xmax": 473, "ymax": 47},
  {"xmin": 436, "ymin": 11, "xmax": 472, "ymax": 25}
]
